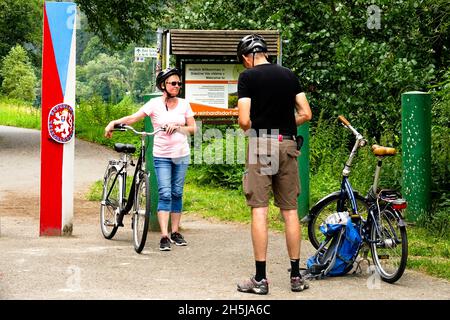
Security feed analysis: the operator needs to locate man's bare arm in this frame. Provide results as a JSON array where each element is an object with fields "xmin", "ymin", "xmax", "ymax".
[
  {"xmin": 238, "ymin": 97, "xmax": 252, "ymax": 131},
  {"xmin": 294, "ymin": 92, "xmax": 312, "ymax": 126}
]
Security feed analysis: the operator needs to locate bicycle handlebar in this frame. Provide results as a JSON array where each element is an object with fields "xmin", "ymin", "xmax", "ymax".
[
  {"xmin": 113, "ymin": 123, "xmax": 165, "ymax": 136},
  {"xmin": 338, "ymin": 115, "xmax": 364, "ymax": 140},
  {"xmin": 339, "ymin": 115, "xmax": 367, "ymax": 177},
  {"xmin": 338, "ymin": 115, "xmax": 350, "ymax": 126}
]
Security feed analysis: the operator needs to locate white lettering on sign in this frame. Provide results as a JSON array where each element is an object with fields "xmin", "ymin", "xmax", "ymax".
[{"xmin": 134, "ymin": 47, "xmax": 158, "ymax": 59}]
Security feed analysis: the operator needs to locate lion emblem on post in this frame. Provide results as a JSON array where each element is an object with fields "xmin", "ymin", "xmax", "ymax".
[{"xmin": 48, "ymin": 103, "xmax": 74, "ymax": 143}]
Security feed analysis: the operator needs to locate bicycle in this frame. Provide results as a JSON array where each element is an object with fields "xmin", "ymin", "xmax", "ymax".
[
  {"xmin": 302, "ymin": 115, "xmax": 408, "ymax": 283},
  {"xmin": 100, "ymin": 123, "xmax": 165, "ymax": 253}
]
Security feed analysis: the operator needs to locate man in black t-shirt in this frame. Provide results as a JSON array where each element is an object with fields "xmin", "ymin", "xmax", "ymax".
[{"xmin": 236, "ymin": 34, "xmax": 312, "ymax": 295}]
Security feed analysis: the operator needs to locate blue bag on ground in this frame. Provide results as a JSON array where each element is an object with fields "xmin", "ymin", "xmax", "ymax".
[{"xmin": 306, "ymin": 213, "xmax": 362, "ymax": 278}]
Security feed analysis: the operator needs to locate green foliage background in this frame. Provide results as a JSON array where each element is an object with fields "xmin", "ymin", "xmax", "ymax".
[
  {"xmin": 0, "ymin": 0, "xmax": 448, "ymax": 279},
  {"xmin": 0, "ymin": 45, "xmax": 37, "ymax": 102}
]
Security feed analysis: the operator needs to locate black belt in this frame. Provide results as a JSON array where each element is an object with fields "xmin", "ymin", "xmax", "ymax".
[{"xmin": 257, "ymin": 134, "xmax": 295, "ymax": 141}]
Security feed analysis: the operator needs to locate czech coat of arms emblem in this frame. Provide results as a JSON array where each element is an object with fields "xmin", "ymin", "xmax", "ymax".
[{"xmin": 48, "ymin": 103, "xmax": 74, "ymax": 143}]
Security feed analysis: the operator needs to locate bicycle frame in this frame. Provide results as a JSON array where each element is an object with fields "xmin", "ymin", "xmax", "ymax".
[
  {"xmin": 336, "ymin": 120, "xmax": 367, "ymax": 217},
  {"xmin": 106, "ymin": 124, "xmax": 164, "ymax": 226},
  {"xmin": 338, "ymin": 177, "xmax": 359, "ymax": 215},
  {"xmin": 104, "ymin": 142, "xmax": 144, "ymax": 228}
]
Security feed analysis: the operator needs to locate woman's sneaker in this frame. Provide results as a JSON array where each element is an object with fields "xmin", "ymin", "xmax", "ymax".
[
  {"xmin": 237, "ymin": 276, "xmax": 269, "ymax": 295},
  {"xmin": 159, "ymin": 237, "xmax": 171, "ymax": 251},
  {"xmin": 170, "ymin": 232, "xmax": 187, "ymax": 246}
]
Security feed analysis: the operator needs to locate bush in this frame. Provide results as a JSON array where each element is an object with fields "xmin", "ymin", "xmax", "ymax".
[
  {"xmin": 190, "ymin": 123, "xmax": 246, "ymax": 189},
  {"xmin": 75, "ymin": 95, "xmax": 142, "ymax": 147},
  {"xmin": 0, "ymin": 45, "xmax": 37, "ymax": 102}
]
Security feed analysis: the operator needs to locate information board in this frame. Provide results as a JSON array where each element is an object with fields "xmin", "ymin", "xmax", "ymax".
[{"xmin": 185, "ymin": 64, "xmax": 245, "ymax": 117}]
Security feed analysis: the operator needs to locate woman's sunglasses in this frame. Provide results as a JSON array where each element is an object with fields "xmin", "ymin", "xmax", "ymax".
[{"xmin": 166, "ymin": 81, "xmax": 182, "ymax": 87}]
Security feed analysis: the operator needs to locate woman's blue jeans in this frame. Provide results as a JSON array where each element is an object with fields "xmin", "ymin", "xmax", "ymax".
[{"xmin": 153, "ymin": 156, "xmax": 190, "ymax": 213}]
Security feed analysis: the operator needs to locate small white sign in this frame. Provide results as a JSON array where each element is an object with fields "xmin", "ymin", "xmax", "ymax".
[{"xmin": 134, "ymin": 47, "xmax": 158, "ymax": 59}]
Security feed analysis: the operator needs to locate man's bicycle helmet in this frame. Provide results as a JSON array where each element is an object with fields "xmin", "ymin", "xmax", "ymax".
[
  {"xmin": 156, "ymin": 67, "xmax": 182, "ymax": 91},
  {"xmin": 236, "ymin": 34, "xmax": 268, "ymax": 63}
]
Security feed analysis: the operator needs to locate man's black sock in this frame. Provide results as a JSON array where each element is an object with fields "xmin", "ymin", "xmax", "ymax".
[
  {"xmin": 255, "ymin": 260, "xmax": 266, "ymax": 282},
  {"xmin": 290, "ymin": 259, "xmax": 300, "ymax": 278}
]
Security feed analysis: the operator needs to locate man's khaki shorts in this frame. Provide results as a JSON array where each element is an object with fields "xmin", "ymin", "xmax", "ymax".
[{"xmin": 242, "ymin": 137, "xmax": 301, "ymax": 209}]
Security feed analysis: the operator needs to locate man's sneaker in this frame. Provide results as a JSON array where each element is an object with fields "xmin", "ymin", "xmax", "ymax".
[
  {"xmin": 170, "ymin": 232, "xmax": 187, "ymax": 246},
  {"xmin": 290, "ymin": 276, "xmax": 310, "ymax": 292},
  {"xmin": 159, "ymin": 237, "xmax": 171, "ymax": 251},
  {"xmin": 237, "ymin": 276, "xmax": 269, "ymax": 295}
]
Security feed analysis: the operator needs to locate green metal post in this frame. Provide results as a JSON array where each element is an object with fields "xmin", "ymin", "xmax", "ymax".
[
  {"xmin": 143, "ymin": 92, "xmax": 163, "ymax": 231},
  {"xmin": 297, "ymin": 123, "xmax": 310, "ymax": 218},
  {"xmin": 401, "ymin": 91, "xmax": 431, "ymax": 222}
]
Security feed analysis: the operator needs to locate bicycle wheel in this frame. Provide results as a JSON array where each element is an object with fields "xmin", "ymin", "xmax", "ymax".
[
  {"xmin": 132, "ymin": 171, "xmax": 150, "ymax": 253},
  {"xmin": 100, "ymin": 166, "xmax": 120, "ymax": 239},
  {"xmin": 369, "ymin": 207, "xmax": 408, "ymax": 283},
  {"xmin": 308, "ymin": 193, "xmax": 370, "ymax": 249}
]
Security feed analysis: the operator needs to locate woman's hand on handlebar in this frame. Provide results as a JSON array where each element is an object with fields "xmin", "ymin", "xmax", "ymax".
[
  {"xmin": 164, "ymin": 123, "xmax": 180, "ymax": 135},
  {"xmin": 104, "ymin": 121, "xmax": 115, "ymax": 138}
]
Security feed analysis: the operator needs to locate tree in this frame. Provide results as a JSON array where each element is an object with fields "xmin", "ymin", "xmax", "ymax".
[
  {"xmin": 0, "ymin": 0, "xmax": 42, "ymax": 65},
  {"xmin": 0, "ymin": 45, "xmax": 37, "ymax": 102},
  {"xmin": 77, "ymin": 53, "xmax": 130, "ymax": 103},
  {"xmin": 75, "ymin": 0, "xmax": 163, "ymax": 49},
  {"xmin": 73, "ymin": 0, "xmax": 449, "ymax": 134},
  {"xmin": 168, "ymin": 0, "xmax": 449, "ymax": 136}
]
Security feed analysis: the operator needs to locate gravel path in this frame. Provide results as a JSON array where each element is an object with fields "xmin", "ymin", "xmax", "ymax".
[{"xmin": 0, "ymin": 125, "xmax": 449, "ymax": 301}]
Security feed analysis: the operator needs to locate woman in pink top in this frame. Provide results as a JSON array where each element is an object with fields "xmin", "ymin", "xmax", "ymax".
[{"xmin": 105, "ymin": 68, "xmax": 196, "ymax": 251}]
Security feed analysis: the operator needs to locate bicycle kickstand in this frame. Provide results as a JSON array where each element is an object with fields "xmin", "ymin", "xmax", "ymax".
[{"xmin": 353, "ymin": 249, "xmax": 371, "ymax": 274}]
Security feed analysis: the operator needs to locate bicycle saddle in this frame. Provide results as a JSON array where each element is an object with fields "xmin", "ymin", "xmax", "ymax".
[
  {"xmin": 371, "ymin": 144, "xmax": 396, "ymax": 156},
  {"xmin": 114, "ymin": 143, "xmax": 136, "ymax": 154}
]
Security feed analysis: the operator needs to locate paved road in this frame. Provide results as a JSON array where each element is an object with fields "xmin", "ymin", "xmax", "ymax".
[{"xmin": 0, "ymin": 125, "xmax": 449, "ymax": 301}]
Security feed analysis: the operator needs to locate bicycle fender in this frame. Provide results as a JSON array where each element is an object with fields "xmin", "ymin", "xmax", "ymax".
[
  {"xmin": 393, "ymin": 210, "xmax": 407, "ymax": 227},
  {"xmin": 308, "ymin": 191, "xmax": 340, "ymax": 216},
  {"xmin": 309, "ymin": 191, "xmax": 364, "ymax": 214},
  {"xmin": 302, "ymin": 192, "xmax": 339, "ymax": 223},
  {"xmin": 302, "ymin": 192, "xmax": 341, "ymax": 223},
  {"xmin": 306, "ymin": 190, "xmax": 367, "ymax": 224}
]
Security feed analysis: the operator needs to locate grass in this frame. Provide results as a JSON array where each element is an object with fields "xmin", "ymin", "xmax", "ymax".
[
  {"xmin": 3, "ymin": 99, "xmax": 449, "ymax": 281},
  {"xmin": 0, "ymin": 98, "xmax": 40, "ymax": 129},
  {"xmin": 406, "ymin": 226, "xmax": 450, "ymax": 279},
  {"xmin": 183, "ymin": 170, "xmax": 309, "ymax": 237}
]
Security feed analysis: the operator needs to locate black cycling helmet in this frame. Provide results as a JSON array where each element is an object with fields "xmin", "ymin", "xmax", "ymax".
[
  {"xmin": 236, "ymin": 34, "xmax": 268, "ymax": 63},
  {"xmin": 156, "ymin": 67, "xmax": 182, "ymax": 91}
]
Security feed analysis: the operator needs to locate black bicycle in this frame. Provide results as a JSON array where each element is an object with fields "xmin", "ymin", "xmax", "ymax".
[
  {"xmin": 303, "ymin": 115, "xmax": 408, "ymax": 283},
  {"xmin": 100, "ymin": 124, "xmax": 164, "ymax": 253}
]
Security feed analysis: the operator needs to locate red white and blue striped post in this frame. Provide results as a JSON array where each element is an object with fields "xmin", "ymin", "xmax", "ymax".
[{"xmin": 40, "ymin": 2, "xmax": 77, "ymax": 236}]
